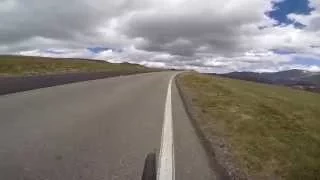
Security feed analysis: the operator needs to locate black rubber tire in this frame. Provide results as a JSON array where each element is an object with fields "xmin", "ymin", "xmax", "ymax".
[{"xmin": 141, "ymin": 152, "xmax": 157, "ymax": 180}]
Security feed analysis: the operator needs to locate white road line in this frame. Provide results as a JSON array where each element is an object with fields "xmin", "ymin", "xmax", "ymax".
[{"xmin": 157, "ymin": 75, "xmax": 175, "ymax": 180}]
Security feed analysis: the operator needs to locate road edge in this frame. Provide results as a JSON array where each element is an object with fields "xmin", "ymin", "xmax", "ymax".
[
  {"xmin": 175, "ymin": 72, "xmax": 244, "ymax": 180},
  {"xmin": 0, "ymin": 71, "xmax": 155, "ymax": 96}
]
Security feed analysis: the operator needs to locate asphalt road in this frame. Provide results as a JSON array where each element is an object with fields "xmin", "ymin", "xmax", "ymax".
[{"xmin": 0, "ymin": 71, "xmax": 219, "ymax": 180}]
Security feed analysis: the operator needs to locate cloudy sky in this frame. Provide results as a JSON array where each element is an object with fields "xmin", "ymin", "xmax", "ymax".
[{"xmin": 1, "ymin": 0, "xmax": 320, "ymax": 72}]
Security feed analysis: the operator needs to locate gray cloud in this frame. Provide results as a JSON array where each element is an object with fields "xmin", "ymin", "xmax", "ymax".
[
  {"xmin": 0, "ymin": 0, "xmax": 144, "ymax": 48},
  {"xmin": 121, "ymin": 11, "xmax": 254, "ymax": 56},
  {"xmin": 1, "ymin": 0, "xmax": 320, "ymax": 72}
]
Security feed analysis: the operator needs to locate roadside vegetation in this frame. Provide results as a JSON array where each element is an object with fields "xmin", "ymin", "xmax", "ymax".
[
  {"xmin": 178, "ymin": 73, "xmax": 320, "ymax": 180},
  {"xmin": 0, "ymin": 55, "xmax": 153, "ymax": 76}
]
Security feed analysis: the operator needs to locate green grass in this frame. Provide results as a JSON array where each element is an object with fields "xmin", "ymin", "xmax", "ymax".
[
  {"xmin": 179, "ymin": 73, "xmax": 320, "ymax": 179},
  {"xmin": 0, "ymin": 55, "xmax": 153, "ymax": 76}
]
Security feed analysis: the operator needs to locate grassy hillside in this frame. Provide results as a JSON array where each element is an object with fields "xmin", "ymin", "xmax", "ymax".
[
  {"xmin": 0, "ymin": 55, "xmax": 153, "ymax": 76},
  {"xmin": 304, "ymin": 74, "xmax": 320, "ymax": 85},
  {"xmin": 178, "ymin": 73, "xmax": 320, "ymax": 180}
]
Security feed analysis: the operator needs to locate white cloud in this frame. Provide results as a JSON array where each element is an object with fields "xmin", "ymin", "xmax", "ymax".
[{"xmin": 0, "ymin": 0, "xmax": 320, "ymax": 72}]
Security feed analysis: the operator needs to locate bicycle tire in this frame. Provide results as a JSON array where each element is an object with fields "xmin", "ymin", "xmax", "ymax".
[{"xmin": 142, "ymin": 152, "xmax": 157, "ymax": 180}]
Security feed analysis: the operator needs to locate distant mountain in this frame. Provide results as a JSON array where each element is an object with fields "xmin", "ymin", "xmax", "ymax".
[
  {"xmin": 301, "ymin": 74, "xmax": 320, "ymax": 85},
  {"xmin": 212, "ymin": 69, "xmax": 320, "ymax": 93}
]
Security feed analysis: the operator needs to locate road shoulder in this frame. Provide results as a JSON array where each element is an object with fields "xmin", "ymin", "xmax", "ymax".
[{"xmin": 175, "ymin": 73, "xmax": 246, "ymax": 180}]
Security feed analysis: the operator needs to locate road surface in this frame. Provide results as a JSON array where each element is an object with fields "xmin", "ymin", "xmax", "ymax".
[{"xmin": 0, "ymin": 71, "xmax": 219, "ymax": 180}]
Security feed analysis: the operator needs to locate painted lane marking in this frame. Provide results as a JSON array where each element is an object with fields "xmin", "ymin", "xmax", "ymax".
[{"xmin": 157, "ymin": 75, "xmax": 175, "ymax": 180}]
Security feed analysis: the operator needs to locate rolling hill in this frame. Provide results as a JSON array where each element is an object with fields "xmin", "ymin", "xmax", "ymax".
[
  {"xmin": 0, "ymin": 55, "xmax": 154, "ymax": 76},
  {"xmin": 213, "ymin": 69, "xmax": 320, "ymax": 93}
]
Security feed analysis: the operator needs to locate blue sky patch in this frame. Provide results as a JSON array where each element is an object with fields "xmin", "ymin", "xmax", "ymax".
[
  {"xmin": 44, "ymin": 49, "xmax": 66, "ymax": 54},
  {"xmin": 267, "ymin": 0, "xmax": 314, "ymax": 27},
  {"xmin": 272, "ymin": 49, "xmax": 297, "ymax": 55},
  {"xmin": 292, "ymin": 56, "xmax": 320, "ymax": 66},
  {"xmin": 87, "ymin": 47, "xmax": 111, "ymax": 54}
]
